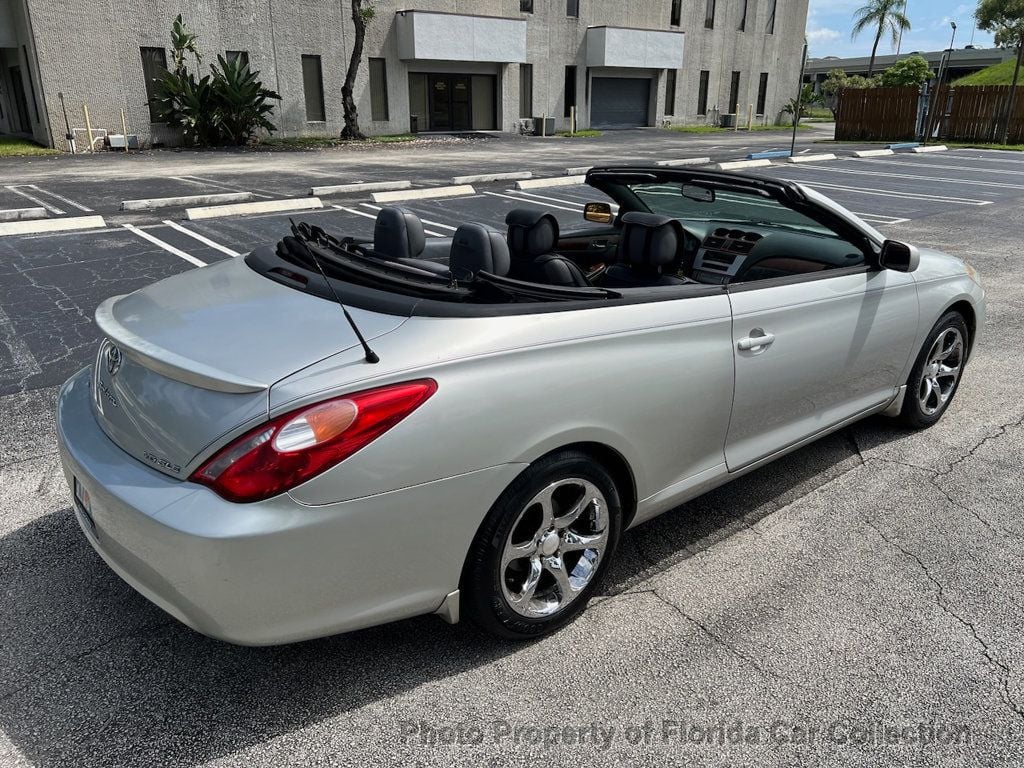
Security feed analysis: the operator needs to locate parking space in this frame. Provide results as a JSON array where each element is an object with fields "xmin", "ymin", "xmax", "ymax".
[{"xmin": 2, "ymin": 143, "xmax": 1024, "ymax": 765}]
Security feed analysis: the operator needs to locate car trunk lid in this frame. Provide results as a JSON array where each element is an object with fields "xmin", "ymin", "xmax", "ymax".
[{"xmin": 91, "ymin": 258, "xmax": 406, "ymax": 478}]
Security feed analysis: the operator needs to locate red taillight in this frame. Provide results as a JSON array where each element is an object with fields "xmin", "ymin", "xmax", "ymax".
[{"xmin": 190, "ymin": 379, "xmax": 437, "ymax": 503}]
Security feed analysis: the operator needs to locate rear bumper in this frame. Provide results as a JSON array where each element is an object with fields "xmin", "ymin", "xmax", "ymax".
[{"xmin": 56, "ymin": 368, "xmax": 524, "ymax": 645}]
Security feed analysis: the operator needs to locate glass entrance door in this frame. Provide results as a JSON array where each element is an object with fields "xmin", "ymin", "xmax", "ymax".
[{"xmin": 428, "ymin": 74, "xmax": 472, "ymax": 131}]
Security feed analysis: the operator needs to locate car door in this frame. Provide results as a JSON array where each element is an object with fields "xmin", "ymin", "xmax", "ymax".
[{"xmin": 724, "ymin": 266, "xmax": 919, "ymax": 470}]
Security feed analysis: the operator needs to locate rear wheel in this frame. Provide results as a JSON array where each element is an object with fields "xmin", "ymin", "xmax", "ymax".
[
  {"xmin": 899, "ymin": 311, "xmax": 969, "ymax": 429},
  {"xmin": 462, "ymin": 450, "xmax": 622, "ymax": 639}
]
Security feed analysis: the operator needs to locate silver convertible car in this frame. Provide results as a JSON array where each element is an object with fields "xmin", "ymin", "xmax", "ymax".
[{"xmin": 57, "ymin": 168, "xmax": 985, "ymax": 644}]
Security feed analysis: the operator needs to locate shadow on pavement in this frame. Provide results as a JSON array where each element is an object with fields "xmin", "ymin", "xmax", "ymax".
[{"xmin": 0, "ymin": 421, "xmax": 893, "ymax": 767}]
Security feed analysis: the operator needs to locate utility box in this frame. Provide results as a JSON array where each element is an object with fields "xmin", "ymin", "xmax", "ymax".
[
  {"xmin": 533, "ymin": 116, "xmax": 555, "ymax": 136},
  {"xmin": 720, "ymin": 113, "xmax": 737, "ymax": 128},
  {"xmin": 108, "ymin": 134, "xmax": 140, "ymax": 149}
]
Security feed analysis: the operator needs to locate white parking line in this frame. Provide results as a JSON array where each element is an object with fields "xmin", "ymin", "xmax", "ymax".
[
  {"xmin": 507, "ymin": 189, "xmax": 585, "ymax": 208},
  {"xmin": 852, "ymin": 158, "xmax": 1024, "ymax": 177},
  {"xmin": 483, "ymin": 191, "xmax": 583, "ymax": 213},
  {"xmin": 4, "ymin": 185, "xmax": 63, "ymax": 215},
  {"xmin": 162, "ymin": 220, "xmax": 241, "ymax": 257},
  {"xmin": 782, "ymin": 164, "xmax": 1024, "ymax": 191},
  {"xmin": 359, "ymin": 203, "xmax": 457, "ymax": 231},
  {"xmin": 785, "ymin": 179, "xmax": 992, "ymax": 205},
  {"xmin": 25, "ymin": 184, "xmax": 93, "ymax": 212},
  {"xmin": 332, "ymin": 204, "xmax": 443, "ymax": 236},
  {"xmin": 122, "ymin": 223, "xmax": 207, "ymax": 267},
  {"xmin": 172, "ymin": 176, "xmax": 274, "ymax": 199}
]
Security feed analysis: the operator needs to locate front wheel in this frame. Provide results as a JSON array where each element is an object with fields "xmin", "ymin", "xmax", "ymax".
[
  {"xmin": 899, "ymin": 311, "xmax": 969, "ymax": 429},
  {"xmin": 461, "ymin": 450, "xmax": 622, "ymax": 639}
]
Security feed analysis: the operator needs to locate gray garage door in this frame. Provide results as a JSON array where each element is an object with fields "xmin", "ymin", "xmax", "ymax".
[{"xmin": 590, "ymin": 77, "xmax": 651, "ymax": 129}]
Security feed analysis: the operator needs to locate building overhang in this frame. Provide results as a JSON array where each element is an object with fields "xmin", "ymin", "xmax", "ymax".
[
  {"xmin": 0, "ymin": 0, "xmax": 17, "ymax": 47},
  {"xmin": 585, "ymin": 26, "xmax": 685, "ymax": 69},
  {"xmin": 396, "ymin": 10, "xmax": 527, "ymax": 63}
]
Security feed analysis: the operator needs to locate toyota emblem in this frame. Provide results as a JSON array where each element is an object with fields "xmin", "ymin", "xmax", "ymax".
[{"xmin": 105, "ymin": 344, "xmax": 123, "ymax": 376}]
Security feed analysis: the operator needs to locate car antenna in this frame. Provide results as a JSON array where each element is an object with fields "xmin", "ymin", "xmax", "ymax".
[{"xmin": 290, "ymin": 219, "xmax": 379, "ymax": 364}]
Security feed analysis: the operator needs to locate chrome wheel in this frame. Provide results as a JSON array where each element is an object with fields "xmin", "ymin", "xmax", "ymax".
[
  {"xmin": 500, "ymin": 478, "xmax": 609, "ymax": 618},
  {"xmin": 918, "ymin": 327, "xmax": 964, "ymax": 416}
]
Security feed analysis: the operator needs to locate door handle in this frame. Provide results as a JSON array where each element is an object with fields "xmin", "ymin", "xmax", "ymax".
[{"xmin": 737, "ymin": 329, "xmax": 775, "ymax": 351}]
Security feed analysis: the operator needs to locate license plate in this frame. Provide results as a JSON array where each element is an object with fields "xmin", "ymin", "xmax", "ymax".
[{"xmin": 73, "ymin": 476, "xmax": 95, "ymax": 531}]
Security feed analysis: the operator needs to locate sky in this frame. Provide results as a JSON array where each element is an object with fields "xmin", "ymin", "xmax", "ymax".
[{"xmin": 806, "ymin": 0, "xmax": 996, "ymax": 58}]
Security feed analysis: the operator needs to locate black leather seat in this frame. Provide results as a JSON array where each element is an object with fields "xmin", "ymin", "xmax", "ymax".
[
  {"xmin": 504, "ymin": 209, "xmax": 590, "ymax": 287},
  {"xmin": 373, "ymin": 207, "xmax": 450, "ymax": 276},
  {"xmin": 601, "ymin": 212, "xmax": 688, "ymax": 288},
  {"xmin": 449, "ymin": 223, "xmax": 511, "ymax": 281}
]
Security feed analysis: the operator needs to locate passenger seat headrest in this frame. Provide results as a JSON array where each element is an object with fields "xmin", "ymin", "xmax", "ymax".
[
  {"xmin": 505, "ymin": 208, "xmax": 559, "ymax": 259},
  {"xmin": 374, "ymin": 206, "xmax": 426, "ymax": 260},
  {"xmin": 618, "ymin": 211, "xmax": 681, "ymax": 268},
  {"xmin": 449, "ymin": 223, "xmax": 511, "ymax": 279}
]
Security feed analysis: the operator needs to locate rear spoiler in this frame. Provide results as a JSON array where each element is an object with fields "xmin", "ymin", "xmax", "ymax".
[{"xmin": 95, "ymin": 296, "xmax": 268, "ymax": 394}]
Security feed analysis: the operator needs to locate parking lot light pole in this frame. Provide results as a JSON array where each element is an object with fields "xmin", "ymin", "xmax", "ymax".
[{"xmin": 790, "ymin": 38, "xmax": 808, "ymax": 157}]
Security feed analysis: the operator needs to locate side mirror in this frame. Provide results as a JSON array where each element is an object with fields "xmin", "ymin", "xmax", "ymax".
[
  {"xmin": 879, "ymin": 240, "xmax": 920, "ymax": 273},
  {"xmin": 584, "ymin": 202, "xmax": 613, "ymax": 224}
]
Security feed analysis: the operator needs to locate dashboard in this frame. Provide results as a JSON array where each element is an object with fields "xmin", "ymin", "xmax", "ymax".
[{"xmin": 684, "ymin": 222, "xmax": 867, "ymax": 285}]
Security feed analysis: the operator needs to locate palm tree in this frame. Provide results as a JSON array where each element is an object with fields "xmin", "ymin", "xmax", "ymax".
[{"xmin": 851, "ymin": 0, "xmax": 911, "ymax": 76}]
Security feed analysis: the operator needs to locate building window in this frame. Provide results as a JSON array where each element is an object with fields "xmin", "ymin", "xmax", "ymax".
[
  {"xmin": 767, "ymin": 0, "xmax": 777, "ymax": 33},
  {"xmin": 670, "ymin": 0, "xmax": 682, "ymax": 26},
  {"xmin": 739, "ymin": 0, "xmax": 747, "ymax": 31},
  {"xmin": 704, "ymin": 0, "xmax": 715, "ymax": 29},
  {"xmin": 301, "ymin": 55, "xmax": 326, "ymax": 122},
  {"xmin": 665, "ymin": 70, "xmax": 677, "ymax": 116},
  {"xmin": 728, "ymin": 71, "xmax": 741, "ymax": 113},
  {"xmin": 226, "ymin": 50, "xmax": 250, "ymax": 69},
  {"xmin": 756, "ymin": 72, "xmax": 769, "ymax": 114},
  {"xmin": 563, "ymin": 65, "xmax": 576, "ymax": 119},
  {"xmin": 369, "ymin": 58, "xmax": 389, "ymax": 121},
  {"xmin": 520, "ymin": 0, "xmax": 533, "ymax": 12},
  {"xmin": 519, "ymin": 63, "xmax": 533, "ymax": 118},
  {"xmin": 140, "ymin": 47, "xmax": 168, "ymax": 122},
  {"xmin": 697, "ymin": 70, "xmax": 710, "ymax": 115},
  {"xmin": 567, "ymin": 0, "xmax": 579, "ymax": 17}
]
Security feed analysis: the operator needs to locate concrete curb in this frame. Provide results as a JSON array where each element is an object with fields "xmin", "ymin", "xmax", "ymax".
[
  {"xmin": 371, "ymin": 185, "xmax": 476, "ymax": 203},
  {"xmin": 0, "ymin": 207, "xmax": 47, "ymax": 223},
  {"xmin": 707, "ymin": 159, "xmax": 773, "ymax": 171},
  {"xmin": 655, "ymin": 157, "xmax": 712, "ymax": 167},
  {"xmin": 514, "ymin": 175, "xmax": 586, "ymax": 189},
  {"xmin": 185, "ymin": 198, "xmax": 323, "ymax": 220},
  {"xmin": 565, "ymin": 166, "xmax": 592, "ymax": 175},
  {"xmin": 0, "ymin": 215, "xmax": 106, "ymax": 237},
  {"xmin": 784, "ymin": 153, "xmax": 837, "ymax": 163},
  {"xmin": 451, "ymin": 171, "xmax": 532, "ymax": 185},
  {"xmin": 853, "ymin": 149, "xmax": 895, "ymax": 157},
  {"xmin": 887, "ymin": 142, "xmax": 920, "ymax": 149},
  {"xmin": 911, "ymin": 145, "xmax": 948, "ymax": 153},
  {"xmin": 121, "ymin": 192, "xmax": 253, "ymax": 211},
  {"xmin": 310, "ymin": 180, "xmax": 411, "ymax": 196}
]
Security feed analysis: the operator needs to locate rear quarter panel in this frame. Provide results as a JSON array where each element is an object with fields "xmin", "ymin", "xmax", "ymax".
[{"xmin": 271, "ymin": 293, "xmax": 736, "ymax": 514}]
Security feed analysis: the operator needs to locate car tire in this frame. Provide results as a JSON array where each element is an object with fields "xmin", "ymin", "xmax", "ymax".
[
  {"xmin": 461, "ymin": 450, "xmax": 622, "ymax": 640},
  {"xmin": 899, "ymin": 311, "xmax": 970, "ymax": 429}
]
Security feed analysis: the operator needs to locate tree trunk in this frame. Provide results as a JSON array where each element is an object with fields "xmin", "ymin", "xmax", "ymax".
[
  {"xmin": 340, "ymin": 0, "xmax": 366, "ymax": 140},
  {"xmin": 868, "ymin": 25, "xmax": 883, "ymax": 76},
  {"xmin": 1000, "ymin": 37, "xmax": 1024, "ymax": 145}
]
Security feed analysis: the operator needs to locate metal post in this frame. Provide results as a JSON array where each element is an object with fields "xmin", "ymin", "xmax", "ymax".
[
  {"xmin": 747, "ymin": 103, "xmax": 753, "ymax": 130},
  {"xmin": 790, "ymin": 39, "xmax": 808, "ymax": 157},
  {"xmin": 925, "ymin": 23, "xmax": 957, "ymax": 145},
  {"xmin": 57, "ymin": 91, "xmax": 74, "ymax": 153}
]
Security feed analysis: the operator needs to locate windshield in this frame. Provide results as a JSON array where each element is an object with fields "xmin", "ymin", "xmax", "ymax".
[{"xmin": 629, "ymin": 182, "xmax": 835, "ymax": 236}]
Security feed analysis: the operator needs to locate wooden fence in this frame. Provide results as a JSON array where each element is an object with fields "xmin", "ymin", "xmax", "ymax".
[
  {"xmin": 835, "ymin": 87, "xmax": 919, "ymax": 141},
  {"xmin": 932, "ymin": 85, "xmax": 1024, "ymax": 144},
  {"xmin": 836, "ymin": 84, "xmax": 1024, "ymax": 144}
]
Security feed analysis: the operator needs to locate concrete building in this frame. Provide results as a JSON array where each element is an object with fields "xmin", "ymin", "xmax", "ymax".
[
  {"xmin": 804, "ymin": 46, "xmax": 1015, "ymax": 88},
  {"xmin": 0, "ymin": 0, "xmax": 808, "ymax": 149}
]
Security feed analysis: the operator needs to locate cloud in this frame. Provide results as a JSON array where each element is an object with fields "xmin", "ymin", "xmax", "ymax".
[{"xmin": 807, "ymin": 24, "xmax": 842, "ymax": 44}]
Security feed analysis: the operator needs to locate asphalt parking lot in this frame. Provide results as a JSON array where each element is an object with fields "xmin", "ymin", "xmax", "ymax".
[{"xmin": 1, "ymin": 139, "xmax": 1023, "ymax": 766}]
